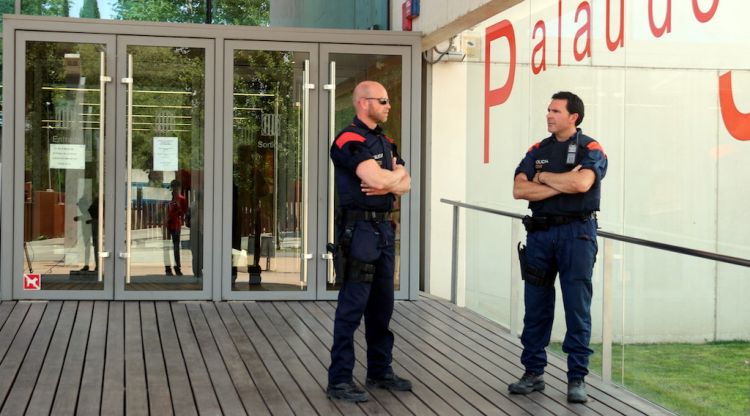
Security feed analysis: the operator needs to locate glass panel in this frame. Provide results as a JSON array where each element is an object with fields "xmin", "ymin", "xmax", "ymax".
[
  {"xmin": 125, "ymin": 45, "xmax": 205, "ymax": 291},
  {"xmin": 268, "ymin": 0, "xmax": 388, "ymax": 30},
  {"xmin": 230, "ymin": 49, "xmax": 307, "ymax": 292},
  {"xmin": 212, "ymin": 0, "xmax": 269, "ymax": 26},
  {"xmin": 326, "ymin": 52, "xmax": 403, "ymax": 292},
  {"xmin": 23, "ymin": 41, "xmax": 105, "ymax": 290}
]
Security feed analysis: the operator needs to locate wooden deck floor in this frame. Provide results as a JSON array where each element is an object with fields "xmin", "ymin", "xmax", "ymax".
[{"xmin": 0, "ymin": 295, "xmax": 671, "ymax": 415}]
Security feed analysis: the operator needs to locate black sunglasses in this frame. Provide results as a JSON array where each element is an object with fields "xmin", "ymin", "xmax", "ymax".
[{"xmin": 364, "ymin": 97, "xmax": 391, "ymax": 105}]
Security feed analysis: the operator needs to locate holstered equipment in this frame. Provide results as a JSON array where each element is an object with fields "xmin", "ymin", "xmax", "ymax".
[
  {"xmin": 517, "ymin": 242, "xmax": 557, "ymax": 288},
  {"xmin": 328, "ymin": 209, "xmax": 383, "ymax": 284}
]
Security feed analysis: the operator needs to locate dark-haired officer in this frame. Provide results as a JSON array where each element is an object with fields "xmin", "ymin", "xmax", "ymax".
[
  {"xmin": 509, "ymin": 91, "xmax": 607, "ymax": 403},
  {"xmin": 326, "ymin": 80, "xmax": 412, "ymax": 403}
]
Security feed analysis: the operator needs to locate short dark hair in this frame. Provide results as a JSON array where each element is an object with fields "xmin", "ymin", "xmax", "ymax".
[
  {"xmin": 552, "ymin": 91, "xmax": 584, "ymax": 126},
  {"xmin": 170, "ymin": 179, "xmax": 181, "ymax": 189}
]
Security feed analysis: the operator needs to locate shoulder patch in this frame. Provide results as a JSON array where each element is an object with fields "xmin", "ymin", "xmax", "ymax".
[
  {"xmin": 586, "ymin": 141, "xmax": 607, "ymax": 158},
  {"xmin": 335, "ymin": 131, "xmax": 366, "ymax": 149},
  {"xmin": 527, "ymin": 142, "xmax": 541, "ymax": 153},
  {"xmin": 384, "ymin": 135, "xmax": 395, "ymax": 144}
]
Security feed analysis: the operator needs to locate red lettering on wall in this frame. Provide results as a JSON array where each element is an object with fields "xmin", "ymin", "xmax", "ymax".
[
  {"xmin": 574, "ymin": 2, "xmax": 591, "ymax": 61},
  {"xmin": 606, "ymin": 0, "xmax": 625, "ymax": 51},
  {"xmin": 557, "ymin": 0, "xmax": 562, "ymax": 67},
  {"xmin": 532, "ymin": 21, "xmax": 546, "ymax": 74},
  {"xmin": 693, "ymin": 0, "xmax": 719, "ymax": 22},
  {"xmin": 719, "ymin": 71, "xmax": 750, "ymax": 141},
  {"xmin": 649, "ymin": 0, "xmax": 672, "ymax": 37},
  {"xmin": 484, "ymin": 20, "xmax": 516, "ymax": 164}
]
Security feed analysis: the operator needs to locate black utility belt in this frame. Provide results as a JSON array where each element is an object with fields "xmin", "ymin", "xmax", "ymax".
[
  {"xmin": 522, "ymin": 213, "xmax": 595, "ymax": 232},
  {"xmin": 342, "ymin": 209, "xmax": 391, "ymax": 222}
]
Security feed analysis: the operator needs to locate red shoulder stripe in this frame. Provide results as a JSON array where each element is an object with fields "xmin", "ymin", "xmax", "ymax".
[
  {"xmin": 527, "ymin": 142, "xmax": 541, "ymax": 153},
  {"xmin": 335, "ymin": 132, "xmax": 366, "ymax": 149},
  {"xmin": 587, "ymin": 141, "xmax": 607, "ymax": 158},
  {"xmin": 384, "ymin": 135, "xmax": 395, "ymax": 144}
]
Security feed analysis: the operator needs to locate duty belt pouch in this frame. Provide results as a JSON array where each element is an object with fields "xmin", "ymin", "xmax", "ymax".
[
  {"xmin": 346, "ymin": 221, "xmax": 381, "ymax": 283},
  {"xmin": 522, "ymin": 215, "xmax": 551, "ymax": 233},
  {"xmin": 327, "ymin": 242, "xmax": 347, "ymax": 284}
]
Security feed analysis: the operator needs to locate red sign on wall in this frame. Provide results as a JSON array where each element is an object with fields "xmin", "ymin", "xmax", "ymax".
[{"xmin": 23, "ymin": 274, "xmax": 41, "ymax": 290}]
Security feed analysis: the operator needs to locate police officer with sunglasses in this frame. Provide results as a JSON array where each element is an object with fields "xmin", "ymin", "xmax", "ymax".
[{"xmin": 326, "ymin": 81, "xmax": 412, "ymax": 402}]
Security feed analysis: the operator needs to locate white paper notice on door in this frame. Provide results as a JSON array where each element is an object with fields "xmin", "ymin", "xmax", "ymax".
[
  {"xmin": 49, "ymin": 143, "xmax": 86, "ymax": 169},
  {"xmin": 153, "ymin": 136, "xmax": 178, "ymax": 171}
]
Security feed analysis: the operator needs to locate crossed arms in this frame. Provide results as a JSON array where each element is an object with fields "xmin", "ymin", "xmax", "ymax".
[
  {"xmin": 356, "ymin": 157, "xmax": 411, "ymax": 196},
  {"xmin": 513, "ymin": 165, "xmax": 595, "ymax": 202}
]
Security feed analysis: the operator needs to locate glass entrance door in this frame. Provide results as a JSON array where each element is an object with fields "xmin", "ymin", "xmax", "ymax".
[
  {"xmin": 222, "ymin": 41, "xmax": 318, "ymax": 300},
  {"xmin": 113, "ymin": 37, "xmax": 213, "ymax": 299},
  {"xmin": 15, "ymin": 32, "xmax": 116, "ymax": 299},
  {"xmin": 14, "ymin": 32, "xmax": 213, "ymax": 300},
  {"xmin": 317, "ymin": 45, "xmax": 412, "ymax": 301}
]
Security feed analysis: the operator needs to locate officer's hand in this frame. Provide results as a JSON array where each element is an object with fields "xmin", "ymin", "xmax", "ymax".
[
  {"xmin": 571, "ymin": 164, "xmax": 582, "ymax": 172},
  {"xmin": 361, "ymin": 182, "xmax": 390, "ymax": 196}
]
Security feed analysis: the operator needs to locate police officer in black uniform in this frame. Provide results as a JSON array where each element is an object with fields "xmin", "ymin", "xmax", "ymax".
[
  {"xmin": 509, "ymin": 91, "xmax": 607, "ymax": 403},
  {"xmin": 326, "ymin": 81, "xmax": 412, "ymax": 402}
]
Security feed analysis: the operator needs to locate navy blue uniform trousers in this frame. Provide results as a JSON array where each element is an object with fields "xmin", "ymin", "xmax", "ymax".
[
  {"xmin": 328, "ymin": 220, "xmax": 395, "ymax": 385},
  {"xmin": 521, "ymin": 219, "xmax": 597, "ymax": 380}
]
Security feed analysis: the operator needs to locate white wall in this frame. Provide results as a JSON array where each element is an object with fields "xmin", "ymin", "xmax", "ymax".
[{"xmin": 426, "ymin": 0, "xmax": 750, "ymax": 342}]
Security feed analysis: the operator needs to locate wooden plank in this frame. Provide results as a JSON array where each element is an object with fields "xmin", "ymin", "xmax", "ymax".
[
  {"xmin": 396, "ymin": 301, "xmax": 568, "ymax": 416},
  {"xmin": 184, "ymin": 302, "xmax": 246, "ymax": 415},
  {"xmin": 268, "ymin": 302, "xmax": 368, "ymax": 416},
  {"xmin": 318, "ymin": 301, "xmax": 488, "ymax": 416},
  {"xmin": 247, "ymin": 302, "xmax": 345, "ymax": 415},
  {"xmin": 50, "ymin": 301, "xmax": 94, "ymax": 415},
  {"xmin": 410, "ymin": 299, "xmax": 603, "ymax": 414},
  {"xmin": 420, "ymin": 296, "xmax": 668, "ymax": 415},
  {"xmin": 228, "ymin": 302, "xmax": 314, "ymax": 415},
  {"xmin": 214, "ymin": 302, "xmax": 294, "ymax": 416},
  {"xmin": 140, "ymin": 302, "xmax": 173, "ymax": 416},
  {"xmin": 154, "ymin": 301, "xmax": 197, "ymax": 416},
  {"xmin": 77, "ymin": 301, "xmax": 109, "ymax": 415},
  {"xmin": 0, "ymin": 302, "xmax": 17, "ymax": 332},
  {"xmin": 199, "ymin": 302, "xmax": 267, "ymax": 413},
  {"xmin": 24, "ymin": 301, "xmax": 78, "ymax": 415},
  {"xmin": 101, "ymin": 301, "xmax": 125, "ymax": 416},
  {"xmin": 0, "ymin": 302, "xmax": 31, "ymax": 364},
  {"xmin": 124, "ymin": 301, "xmax": 148, "ymax": 416},
  {"xmin": 413, "ymin": 299, "xmax": 638, "ymax": 415},
  {"xmin": 0, "ymin": 302, "xmax": 55, "ymax": 413},
  {"xmin": 170, "ymin": 302, "xmax": 222, "ymax": 415},
  {"xmin": 295, "ymin": 301, "xmax": 460, "ymax": 416}
]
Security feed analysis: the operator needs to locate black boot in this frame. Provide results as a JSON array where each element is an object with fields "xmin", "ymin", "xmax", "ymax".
[
  {"xmin": 508, "ymin": 372, "xmax": 545, "ymax": 394},
  {"xmin": 326, "ymin": 382, "xmax": 369, "ymax": 402},
  {"xmin": 366, "ymin": 372, "xmax": 412, "ymax": 391},
  {"xmin": 174, "ymin": 266, "xmax": 183, "ymax": 276},
  {"xmin": 165, "ymin": 266, "xmax": 173, "ymax": 276},
  {"xmin": 567, "ymin": 378, "xmax": 588, "ymax": 403}
]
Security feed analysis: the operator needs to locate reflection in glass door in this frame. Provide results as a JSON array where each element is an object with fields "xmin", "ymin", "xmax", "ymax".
[
  {"xmin": 19, "ymin": 34, "xmax": 114, "ymax": 296},
  {"xmin": 118, "ymin": 40, "xmax": 209, "ymax": 295},
  {"xmin": 320, "ymin": 47, "xmax": 408, "ymax": 298},
  {"xmin": 225, "ymin": 41, "xmax": 317, "ymax": 298}
]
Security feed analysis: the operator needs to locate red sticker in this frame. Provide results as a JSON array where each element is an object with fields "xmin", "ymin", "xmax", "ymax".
[{"xmin": 23, "ymin": 274, "xmax": 41, "ymax": 290}]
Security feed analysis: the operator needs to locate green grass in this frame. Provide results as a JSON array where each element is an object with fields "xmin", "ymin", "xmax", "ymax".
[{"xmin": 548, "ymin": 341, "xmax": 750, "ymax": 416}]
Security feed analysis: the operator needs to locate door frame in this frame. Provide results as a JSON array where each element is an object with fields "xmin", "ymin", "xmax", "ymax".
[{"xmin": 1, "ymin": 15, "xmax": 422, "ymax": 301}]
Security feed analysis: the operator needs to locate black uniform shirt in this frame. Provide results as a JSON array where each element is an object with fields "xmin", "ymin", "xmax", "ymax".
[
  {"xmin": 330, "ymin": 117, "xmax": 405, "ymax": 212},
  {"xmin": 514, "ymin": 128, "xmax": 607, "ymax": 216}
]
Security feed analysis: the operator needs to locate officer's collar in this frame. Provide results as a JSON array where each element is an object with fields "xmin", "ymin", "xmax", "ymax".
[
  {"xmin": 548, "ymin": 127, "xmax": 582, "ymax": 144},
  {"xmin": 353, "ymin": 116, "xmax": 383, "ymax": 134}
]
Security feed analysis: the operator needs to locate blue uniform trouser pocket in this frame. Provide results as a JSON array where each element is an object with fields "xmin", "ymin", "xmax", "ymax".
[
  {"xmin": 329, "ymin": 221, "xmax": 395, "ymax": 385},
  {"xmin": 520, "ymin": 220, "xmax": 597, "ymax": 380}
]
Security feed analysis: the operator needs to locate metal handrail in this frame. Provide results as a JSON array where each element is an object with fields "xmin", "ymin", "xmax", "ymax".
[
  {"xmin": 441, "ymin": 197, "xmax": 749, "ymax": 384},
  {"xmin": 441, "ymin": 198, "xmax": 750, "ymax": 268}
]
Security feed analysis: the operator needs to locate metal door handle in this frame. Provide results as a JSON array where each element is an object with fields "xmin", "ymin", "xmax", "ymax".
[
  {"xmin": 99, "ymin": 252, "xmax": 111, "ymax": 258},
  {"xmin": 320, "ymin": 253, "xmax": 332, "ymax": 260},
  {"xmin": 118, "ymin": 252, "xmax": 130, "ymax": 259}
]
